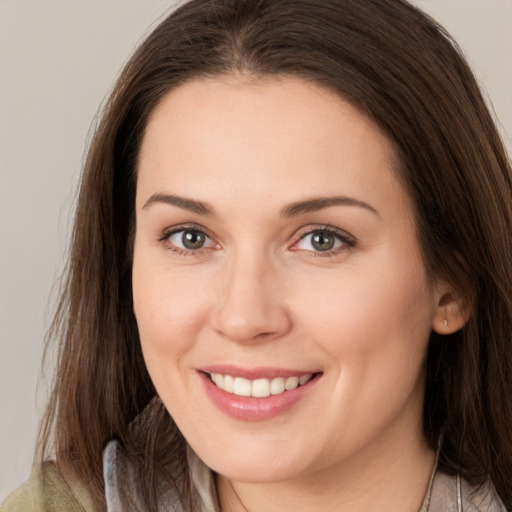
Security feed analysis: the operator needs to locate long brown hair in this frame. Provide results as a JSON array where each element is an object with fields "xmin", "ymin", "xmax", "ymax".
[{"xmin": 39, "ymin": 0, "xmax": 512, "ymax": 509}]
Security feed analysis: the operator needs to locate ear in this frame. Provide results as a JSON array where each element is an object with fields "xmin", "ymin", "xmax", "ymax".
[{"xmin": 431, "ymin": 282, "xmax": 470, "ymax": 335}]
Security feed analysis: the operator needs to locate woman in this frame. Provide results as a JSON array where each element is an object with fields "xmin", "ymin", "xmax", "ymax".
[{"xmin": 2, "ymin": 0, "xmax": 511, "ymax": 510}]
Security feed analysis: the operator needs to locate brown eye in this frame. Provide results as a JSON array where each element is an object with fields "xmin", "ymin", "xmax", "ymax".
[
  {"xmin": 293, "ymin": 228, "xmax": 355, "ymax": 255},
  {"xmin": 311, "ymin": 232, "xmax": 336, "ymax": 251},
  {"xmin": 167, "ymin": 228, "xmax": 215, "ymax": 251},
  {"xmin": 182, "ymin": 230, "xmax": 206, "ymax": 249}
]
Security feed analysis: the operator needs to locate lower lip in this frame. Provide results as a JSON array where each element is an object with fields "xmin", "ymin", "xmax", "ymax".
[{"xmin": 199, "ymin": 372, "xmax": 320, "ymax": 421}]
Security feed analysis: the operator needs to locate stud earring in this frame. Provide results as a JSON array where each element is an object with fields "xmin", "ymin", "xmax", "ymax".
[{"xmin": 443, "ymin": 319, "xmax": 448, "ymax": 327}]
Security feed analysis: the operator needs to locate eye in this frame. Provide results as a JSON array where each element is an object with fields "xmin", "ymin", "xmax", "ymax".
[
  {"xmin": 164, "ymin": 227, "xmax": 217, "ymax": 252},
  {"xmin": 292, "ymin": 227, "xmax": 355, "ymax": 254}
]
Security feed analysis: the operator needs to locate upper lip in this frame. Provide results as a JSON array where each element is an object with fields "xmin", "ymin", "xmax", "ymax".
[{"xmin": 198, "ymin": 364, "xmax": 320, "ymax": 380}]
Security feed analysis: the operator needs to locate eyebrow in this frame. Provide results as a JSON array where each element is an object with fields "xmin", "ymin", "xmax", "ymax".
[
  {"xmin": 142, "ymin": 192, "xmax": 379, "ymax": 218},
  {"xmin": 142, "ymin": 193, "xmax": 214, "ymax": 216},
  {"xmin": 280, "ymin": 196, "xmax": 379, "ymax": 218}
]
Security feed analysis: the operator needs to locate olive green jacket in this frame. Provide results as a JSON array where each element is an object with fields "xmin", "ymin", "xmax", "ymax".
[{"xmin": 1, "ymin": 463, "xmax": 103, "ymax": 512}]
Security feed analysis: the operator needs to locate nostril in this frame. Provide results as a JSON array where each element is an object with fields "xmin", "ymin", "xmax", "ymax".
[{"xmin": 255, "ymin": 331, "xmax": 274, "ymax": 339}]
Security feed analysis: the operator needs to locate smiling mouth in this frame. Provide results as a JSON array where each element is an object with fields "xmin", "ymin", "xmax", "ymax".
[{"xmin": 207, "ymin": 372, "xmax": 316, "ymax": 398}]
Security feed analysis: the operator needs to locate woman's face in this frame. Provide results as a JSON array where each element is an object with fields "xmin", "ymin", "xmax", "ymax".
[{"xmin": 132, "ymin": 76, "xmax": 444, "ymax": 483}]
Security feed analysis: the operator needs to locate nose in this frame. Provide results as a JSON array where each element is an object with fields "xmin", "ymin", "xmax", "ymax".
[{"xmin": 212, "ymin": 252, "xmax": 292, "ymax": 344}]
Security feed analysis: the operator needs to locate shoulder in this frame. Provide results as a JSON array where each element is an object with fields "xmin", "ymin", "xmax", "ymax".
[
  {"xmin": 1, "ymin": 462, "xmax": 102, "ymax": 512},
  {"xmin": 428, "ymin": 471, "xmax": 508, "ymax": 512}
]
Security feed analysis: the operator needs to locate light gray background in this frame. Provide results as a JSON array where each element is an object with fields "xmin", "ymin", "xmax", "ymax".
[{"xmin": 1, "ymin": 0, "xmax": 511, "ymax": 501}]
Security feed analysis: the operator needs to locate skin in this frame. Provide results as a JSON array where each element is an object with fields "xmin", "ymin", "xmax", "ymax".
[{"xmin": 132, "ymin": 76, "xmax": 464, "ymax": 512}]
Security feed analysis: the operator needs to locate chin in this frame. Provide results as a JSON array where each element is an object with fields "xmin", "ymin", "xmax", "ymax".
[
  {"xmin": 196, "ymin": 444, "xmax": 308, "ymax": 483},
  {"xmin": 214, "ymin": 462, "xmax": 302, "ymax": 484}
]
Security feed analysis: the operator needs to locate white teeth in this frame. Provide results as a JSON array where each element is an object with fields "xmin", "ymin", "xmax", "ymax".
[
  {"xmin": 252, "ymin": 379, "xmax": 271, "ymax": 398},
  {"xmin": 299, "ymin": 374, "xmax": 312, "ymax": 385},
  {"xmin": 209, "ymin": 373, "xmax": 314, "ymax": 397},
  {"xmin": 270, "ymin": 377, "xmax": 285, "ymax": 395},
  {"xmin": 223, "ymin": 374, "xmax": 234, "ymax": 393},
  {"xmin": 285, "ymin": 376, "xmax": 299, "ymax": 391},
  {"xmin": 233, "ymin": 377, "xmax": 252, "ymax": 396}
]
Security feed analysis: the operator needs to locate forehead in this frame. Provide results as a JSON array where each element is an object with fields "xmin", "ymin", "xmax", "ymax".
[
  {"xmin": 141, "ymin": 75, "xmax": 391, "ymax": 160},
  {"xmin": 136, "ymin": 75, "xmax": 408, "ymax": 220}
]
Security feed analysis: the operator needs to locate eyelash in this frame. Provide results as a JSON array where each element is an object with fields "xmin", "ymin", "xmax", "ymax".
[
  {"xmin": 292, "ymin": 225, "xmax": 356, "ymax": 258},
  {"xmin": 158, "ymin": 224, "xmax": 356, "ymax": 257},
  {"xmin": 158, "ymin": 224, "xmax": 215, "ymax": 256}
]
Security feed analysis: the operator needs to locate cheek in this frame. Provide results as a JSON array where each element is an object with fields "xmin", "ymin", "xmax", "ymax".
[
  {"xmin": 290, "ymin": 254, "xmax": 435, "ymax": 363},
  {"xmin": 289, "ymin": 260, "xmax": 434, "ymax": 441},
  {"xmin": 132, "ymin": 260, "xmax": 212, "ymax": 371}
]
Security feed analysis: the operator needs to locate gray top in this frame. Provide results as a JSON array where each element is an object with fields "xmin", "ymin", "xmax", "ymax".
[{"xmin": 419, "ymin": 461, "xmax": 507, "ymax": 512}]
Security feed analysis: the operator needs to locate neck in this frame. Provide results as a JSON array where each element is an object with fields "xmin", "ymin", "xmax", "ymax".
[{"xmin": 217, "ymin": 426, "xmax": 436, "ymax": 512}]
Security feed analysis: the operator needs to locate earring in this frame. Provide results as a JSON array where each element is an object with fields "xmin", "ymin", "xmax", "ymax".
[{"xmin": 443, "ymin": 319, "xmax": 448, "ymax": 327}]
